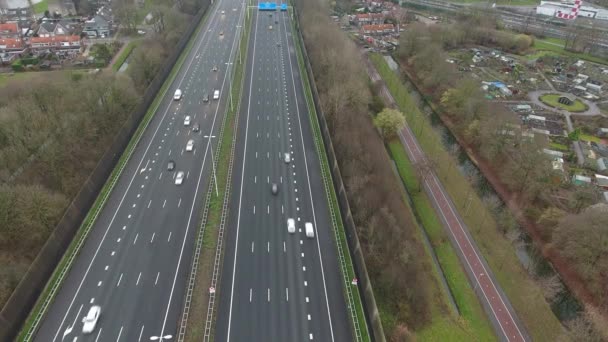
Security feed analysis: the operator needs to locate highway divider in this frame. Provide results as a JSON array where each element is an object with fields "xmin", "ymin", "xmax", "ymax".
[
  {"xmin": 291, "ymin": 6, "xmax": 376, "ymax": 342},
  {"xmin": 10, "ymin": 2, "xmax": 213, "ymax": 340}
]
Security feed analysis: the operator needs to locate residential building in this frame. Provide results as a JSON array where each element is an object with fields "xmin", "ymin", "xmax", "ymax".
[
  {"xmin": 36, "ymin": 19, "xmax": 76, "ymax": 37},
  {"xmin": 597, "ymin": 127, "xmax": 608, "ymax": 138},
  {"xmin": 354, "ymin": 13, "xmax": 385, "ymax": 26},
  {"xmin": 29, "ymin": 35, "xmax": 81, "ymax": 53},
  {"xmin": 0, "ymin": 22, "xmax": 20, "ymax": 38},
  {"xmin": 0, "ymin": 37, "xmax": 26, "ymax": 62},
  {"xmin": 597, "ymin": 157, "xmax": 608, "ymax": 172},
  {"xmin": 596, "ymin": 174, "xmax": 608, "ymax": 189},
  {"xmin": 83, "ymin": 15, "xmax": 110, "ymax": 38},
  {"xmin": 360, "ymin": 23, "xmax": 395, "ymax": 36},
  {"xmin": 1, "ymin": 7, "xmax": 33, "ymax": 28},
  {"xmin": 572, "ymin": 174, "xmax": 592, "ymax": 186}
]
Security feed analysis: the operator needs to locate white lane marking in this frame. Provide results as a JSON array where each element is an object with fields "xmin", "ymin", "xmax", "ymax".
[
  {"xmin": 308, "ymin": 314, "xmax": 311, "ymax": 321},
  {"xmin": 255, "ymin": 151, "xmax": 258, "ymax": 159},
  {"xmin": 62, "ymin": 304, "xmax": 83, "ymax": 340},
  {"xmin": 227, "ymin": 10, "xmax": 262, "ymax": 338},
  {"xmin": 133, "ymin": 234, "xmax": 138, "ymax": 245},
  {"xmin": 148, "ymin": 200, "xmax": 152, "ymax": 208},
  {"xmin": 95, "ymin": 328, "xmax": 103, "ymax": 342},
  {"xmin": 97, "ymin": 281, "xmax": 102, "ymax": 287},
  {"xmin": 267, "ymin": 241, "xmax": 270, "ymax": 253},
  {"xmin": 123, "ymin": 225, "xmax": 126, "ymax": 230},
  {"xmin": 254, "ymin": 176, "xmax": 257, "ymax": 183},
  {"xmin": 301, "ymin": 252, "xmax": 305, "ymax": 257},
  {"xmin": 280, "ymin": 176, "xmax": 282, "ymax": 183},
  {"xmin": 267, "ymin": 288, "xmax": 270, "ymax": 302},
  {"xmin": 159, "ymin": 173, "xmax": 163, "ymax": 180},
  {"xmin": 116, "ymin": 326, "xmax": 123, "ymax": 341},
  {"xmin": 169, "ymin": 149, "xmax": 172, "ymax": 156},
  {"xmin": 105, "ymin": 265, "xmax": 108, "ymax": 271},
  {"xmin": 303, "ymin": 266, "xmax": 306, "ymax": 271},
  {"xmin": 136, "ymin": 272, "xmax": 142, "ymax": 286},
  {"xmin": 304, "ymin": 281, "xmax": 308, "ymax": 287},
  {"xmin": 250, "ymin": 288, "xmax": 252, "ymax": 302},
  {"xmin": 140, "ymin": 159, "xmax": 150, "ymax": 174},
  {"xmin": 178, "ymin": 198, "xmax": 182, "ymax": 208},
  {"xmin": 111, "ymin": 251, "xmax": 115, "ymax": 256},
  {"xmin": 267, "ymin": 205, "xmax": 269, "ymax": 214},
  {"xmin": 253, "ymin": 205, "xmax": 256, "ymax": 214},
  {"xmin": 187, "ymin": 171, "xmax": 190, "ymax": 179},
  {"xmin": 306, "ymin": 297, "xmax": 309, "ymax": 303},
  {"xmin": 155, "ymin": 272, "xmax": 160, "ymax": 285},
  {"xmin": 283, "ymin": 241, "xmax": 286, "ymax": 253},
  {"xmin": 168, "ymin": 232, "xmax": 172, "ymax": 242},
  {"xmin": 138, "ymin": 325, "xmax": 145, "ymax": 342},
  {"xmin": 267, "ymin": 151, "xmax": 269, "ymax": 159},
  {"xmin": 117, "ymin": 238, "xmax": 121, "ymax": 243},
  {"xmin": 151, "ymin": 233, "xmax": 155, "ymax": 243},
  {"xmin": 286, "ymin": 288, "xmax": 289, "ymax": 302},
  {"xmin": 309, "ymin": 333, "xmax": 313, "ymax": 340},
  {"xmin": 163, "ymin": 199, "xmax": 167, "ymax": 208},
  {"xmin": 251, "ymin": 242, "xmax": 255, "ymax": 253},
  {"xmin": 267, "ymin": 176, "xmax": 269, "ymax": 183},
  {"xmin": 117, "ymin": 273, "xmax": 123, "ymax": 287}
]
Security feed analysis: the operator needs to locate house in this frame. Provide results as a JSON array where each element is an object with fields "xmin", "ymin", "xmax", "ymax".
[
  {"xmin": 29, "ymin": 35, "xmax": 81, "ymax": 53},
  {"xmin": 543, "ymin": 149, "xmax": 564, "ymax": 158},
  {"xmin": 597, "ymin": 157, "xmax": 608, "ymax": 172},
  {"xmin": 360, "ymin": 23, "xmax": 395, "ymax": 36},
  {"xmin": 596, "ymin": 174, "xmax": 608, "ymax": 189},
  {"xmin": 36, "ymin": 20, "xmax": 75, "ymax": 37},
  {"xmin": 83, "ymin": 15, "xmax": 110, "ymax": 38},
  {"xmin": 354, "ymin": 13, "xmax": 385, "ymax": 26},
  {"xmin": 586, "ymin": 81, "xmax": 603, "ymax": 94},
  {"xmin": 597, "ymin": 127, "xmax": 608, "ymax": 138},
  {"xmin": 2, "ymin": 8, "xmax": 33, "ymax": 28},
  {"xmin": 572, "ymin": 174, "xmax": 592, "ymax": 186},
  {"xmin": 514, "ymin": 104, "xmax": 532, "ymax": 112},
  {"xmin": 0, "ymin": 22, "xmax": 20, "ymax": 38},
  {"xmin": 552, "ymin": 158, "xmax": 564, "ymax": 172},
  {"xmin": 0, "ymin": 38, "xmax": 26, "ymax": 62}
]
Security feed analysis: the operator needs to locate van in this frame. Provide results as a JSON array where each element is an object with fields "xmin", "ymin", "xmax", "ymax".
[
  {"xmin": 174, "ymin": 89, "xmax": 182, "ymax": 100},
  {"xmin": 305, "ymin": 222, "xmax": 314, "ymax": 238},
  {"xmin": 213, "ymin": 90, "xmax": 220, "ymax": 100}
]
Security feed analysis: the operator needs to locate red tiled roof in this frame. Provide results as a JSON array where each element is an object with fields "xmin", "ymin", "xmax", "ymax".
[
  {"xmin": 361, "ymin": 24, "xmax": 395, "ymax": 31},
  {"xmin": 0, "ymin": 38, "xmax": 24, "ymax": 49},
  {"xmin": 0, "ymin": 22, "xmax": 19, "ymax": 34},
  {"xmin": 356, "ymin": 13, "xmax": 384, "ymax": 20},
  {"xmin": 30, "ymin": 35, "xmax": 81, "ymax": 44}
]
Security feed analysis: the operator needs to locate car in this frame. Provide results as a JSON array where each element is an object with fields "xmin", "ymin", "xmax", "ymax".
[
  {"xmin": 186, "ymin": 139, "xmax": 194, "ymax": 151},
  {"xmin": 137, "ymin": 29, "xmax": 146, "ymax": 35},
  {"xmin": 193, "ymin": 123, "xmax": 200, "ymax": 132},
  {"xmin": 232, "ymin": 7, "xmax": 237, "ymax": 11},
  {"xmin": 203, "ymin": 93, "xmax": 209, "ymax": 102},
  {"xmin": 287, "ymin": 218, "xmax": 295, "ymax": 234},
  {"xmin": 175, "ymin": 171, "xmax": 184, "ymax": 185},
  {"xmin": 221, "ymin": 10, "xmax": 225, "ymax": 14},
  {"xmin": 271, "ymin": 183, "xmax": 278, "ymax": 195},
  {"xmin": 184, "ymin": 115, "xmax": 191, "ymax": 126},
  {"xmin": 305, "ymin": 222, "xmax": 315, "ymax": 238},
  {"xmin": 167, "ymin": 160, "xmax": 175, "ymax": 171},
  {"xmin": 173, "ymin": 89, "xmax": 182, "ymax": 100},
  {"xmin": 268, "ymin": 25, "xmax": 273, "ymax": 30},
  {"xmin": 284, "ymin": 152, "xmax": 291, "ymax": 163},
  {"xmin": 219, "ymin": 30, "xmax": 224, "ymax": 36},
  {"xmin": 213, "ymin": 90, "xmax": 220, "ymax": 100},
  {"xmin": 275, "ymin": 20, "xmax": 278, "ymax": 24},
  {"xmin": 212, "ymin": 65, "xmax": 218, "ymax": 72},
  {"xmin": 82, "ymin": 305, "xmax": 101, "ymax": 334}
]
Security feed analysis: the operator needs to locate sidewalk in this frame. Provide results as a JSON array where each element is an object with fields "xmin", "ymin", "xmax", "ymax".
[{"xmin": 364, "ymin": 52, "xmax": 530, "ymax": 342}]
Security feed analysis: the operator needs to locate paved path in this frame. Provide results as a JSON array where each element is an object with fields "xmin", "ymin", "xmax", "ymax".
[
  {"xmin": 527, "ymin": 90, "xmax": 603, "ymax": 116},
  {"xmin": 364, "ymin": 52, "xmax": 529, "ymax": 342}
]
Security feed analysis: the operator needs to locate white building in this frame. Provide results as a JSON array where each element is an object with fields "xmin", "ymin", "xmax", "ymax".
[{"xmin": 536, "ymin": 1, "xmax": 608, "ymax": 21}]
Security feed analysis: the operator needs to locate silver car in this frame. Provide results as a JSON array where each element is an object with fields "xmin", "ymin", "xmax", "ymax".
[
  {"xmin": 175, "ymin": 171, "xmax": 185, "ymax": 185},
  {"xmin": 82, "ymin": 305, "xmax": 101, "ymax": 334}
]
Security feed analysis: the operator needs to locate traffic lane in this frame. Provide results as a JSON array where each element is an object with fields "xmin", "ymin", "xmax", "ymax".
[
  {"xmin": 32, "ymin": 4, "xmax": 238, "ymax": 336},
  {"xmin": 398, "ymin": 127, "xmax": 526, "ymax": 342}
]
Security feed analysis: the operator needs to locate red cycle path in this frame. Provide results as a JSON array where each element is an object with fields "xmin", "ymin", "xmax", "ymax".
[{"xmin": 398, "ymin": 125, "xmax": 527, "ymax": 342}]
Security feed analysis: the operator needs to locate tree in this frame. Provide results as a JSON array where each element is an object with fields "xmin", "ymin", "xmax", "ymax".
[
  {"xmin": 373, "ymin": 108, "xmax": 405, "ymax": 139},
  {"xmin": 90, "ymin": 44, "xmax": 112, "ymax": 64},
  {"xmin": 412, "ymin": 157, "xmax": 436, "ymax": 192},
  {"xmin": 113, "ymin": 0, "xmax": 139, "ymax": 34},
  {"xmin": 500, "ymin": 139, "xmax": 552, "ymax": 202}
]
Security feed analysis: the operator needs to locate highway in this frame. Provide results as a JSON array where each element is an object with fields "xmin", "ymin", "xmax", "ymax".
[
  {"xmin": 215, "ymin": 5, "xmax": 352, "ymax": 342},
  {"xmin": 31, "ymin": 0, "xmax": 245, "ymax": 341}
]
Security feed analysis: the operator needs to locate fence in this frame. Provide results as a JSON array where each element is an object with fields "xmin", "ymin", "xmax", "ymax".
[
  {"xmin": 0, "ymin": 2, "xmax": 210, "ymax": 340},
  {"xmin": 292, "ymin": 7, "xmax": 385, "ymax": 342}
]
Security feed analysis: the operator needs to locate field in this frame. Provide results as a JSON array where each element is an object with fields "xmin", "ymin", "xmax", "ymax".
[
  {"xmin": 370, "ymin": 53, "xmax": 565, "ymax": 341},
  {"xmin": 540, "ymin": 94, "xmax": 588, "ymax": 112},
  {"xmin": 530, "ymin": 38, "xmax": 608, "ymax": 65}
]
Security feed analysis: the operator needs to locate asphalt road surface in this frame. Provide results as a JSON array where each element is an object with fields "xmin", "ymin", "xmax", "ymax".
[
  {"xmin": 215, "ymin": 6, "xmax": 352, "ymax": 342},
  {"xmin": 32, "ymin": 1, "xmax": 245, "ymax": 341}
]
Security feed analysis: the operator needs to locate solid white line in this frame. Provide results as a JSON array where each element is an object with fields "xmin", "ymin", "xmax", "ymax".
[
  {"xmin": 281, "ymin": 12, "xmax": 336, "ymax": 340},
  {"xmin": 117, "ymin": 273, "xmax": 123, "ymax": 287},
  {"xmin": 136, "ymin": 272, "xmax": 142, "ymax": 286},
  {"xmin": 155, "ymin": 272, "xmax": 160, "ymax": 285},
  {"xmin": 267, "ymin": 241, "xmax": 269, "ymax": 253},
  {"xmin": 178, "ymin": 198, "xmax": 182, "ymax": 208},
  {"xmin": 151, "ymin": 233, "xmax": 155, "ymax": 243},
  {"xmin": 253, "ymin": 205, "xmax": 255, "ymax": 214},
  {"xmin": 267, "ymin": 205, "xmax": 269, "ymax": 214},
  {"xmin": 267, "ymin": 288, "xmax": 270, "ymax": 302},
  {"xmin": 227, "ymin": 9, "xmax": 261, "ymax": 341},
  {"xmin": 249, "ymin": 288, "xmax": 252, "ymax": 302},
  {"xmin": 138, "ymin": 325, "xmax": 145, "ymax": 342},
  {"xmin": 286, "ymin": 287, "xmax": 289, "ymax": 302},
  {"xmin": 94, "ymin": 328, "xmax": 103, "ymax": 342},
  {"xmin": 116, "ymin": 326, "xmax": 123, "ymax": 341},
  {"xmin": 133, "ymin": 234, "xmax": 138, "ymax": 245},
  {"xmin": 283, "ymin": 241, "xmax": 286, "ymax": 253},
  {"xmin": 159, "ymin": 172, "xmax": 163, "ymax": 180},
  {"xmin": 163, "ymin": 199, "xmax": 167, "ymax": 208},
  {"xmin": 168, "ymin": 231, "xmax": 172, "ymax": 242},
  {"xmin": 148, "ymin": 200, "xmax": 152, "ymax": 208},
  {"xmin": 251, "ymin": 241, "xmax": 255, "ymax": 253}
]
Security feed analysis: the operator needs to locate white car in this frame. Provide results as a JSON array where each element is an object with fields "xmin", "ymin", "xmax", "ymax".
[
  {"xmin": 213, "ymin": 90, "xmax": 220, "ymax": 100},
  {"xmin": 221, "ymin": 10, "xmax": 225, "ymax": 14},
  {"xmin": 305, "ymin": 222, "xmax": 315, "ymax": 238},
  {"xmin": 173, "ymin": 89, "xmax": 182, "ymax": 100},
  {"xmin": 175, "ymin": 171, "xmax": 184, "ymax": 185},
  {"xmin": 284, "ymin": 152, "xmax": 291, "ymax": 163},
  {"xmin": 82, "ymin": 305, "xmax": 101, "ymax": 334},
  {"xmin": 186, "ymin": 139, "xmax": 194, "ymax": 151},
  {"xmin": 184, "ymin": 115, "xmax": 191, "ymax": 126},
  {"xmin": 287, "ymin": 218, "xmax": 295, "ymax": 234}
]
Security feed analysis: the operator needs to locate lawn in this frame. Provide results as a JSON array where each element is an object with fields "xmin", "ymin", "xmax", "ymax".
[
  {"xmin": 112, "ymin": 41, "xmax": 138, "ymax": 72},
  {"xmin": 549, "ymin": 142, "xmax": 570, "ymax": 152},
  {"xmin": 530, "ymin": 38, "xmax": 608, "ymax": 65},
  {"xmin": 370, "ymin": 53, "xmax": 564, "ymax": 341},
  {"xmin": 580, "ymin": 133, "xmax": 601, "ymax": 143},
  {"xmin": 388, "ymin": 140, "xmax": 496, "ymax": 341},
  {"xmin": 32, "ymin": 0, "xmax": 48, "ymax": 14},
  {"xmin": 539, "ymin": 93, "xmax": 588, "ymax": 112},
  {"xmin": 0, "ymin": 70, "xmax": 78, "ymax": 87}
]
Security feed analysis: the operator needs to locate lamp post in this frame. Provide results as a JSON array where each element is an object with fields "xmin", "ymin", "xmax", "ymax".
[{"xmin": 205, "ymin": 135, "xmax": 219, "ymax": 196}]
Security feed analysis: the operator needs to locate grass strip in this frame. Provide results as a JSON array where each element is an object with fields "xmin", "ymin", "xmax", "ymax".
[
  {"xmin": 18, "ymin": 10, "xmax": 212, "ymax": 341},
  {"xmin": 183, "ymin": 5, "xmax": 251, "ymax": 340},
  {"xmin": 370, "ymin": 52, "xmax": 564, "ymax": 341},
  {"xmin": 530, "ymin": 39, "xmax": 608, "ymax": 65},
  {"xmin": 388, "ymin": 140, "xmax": 496, "ymax": 341},
  {"xmin": 291, "ymin": 10, "xmax": 370, "ymax": 342},
  {"xmin": 112, "ymin": 41, "xmax": 138, "ymax": 72}
]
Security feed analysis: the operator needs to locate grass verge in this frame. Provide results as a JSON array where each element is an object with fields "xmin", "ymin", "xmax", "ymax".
[
  {"xmin": 112, "ymin": 41, "xmax": 138, "ymax": 72},
  {"xmin": 370, "ymin": 52, "xmax": 564, "ymax": 341},
  {"xmin": 388, "ymin": 140, "xmax": 496, "ymax": 341},
  {"xmin": 17, "ymin": 10, "xmax": 212, "ymax": 341},
  {"xmin": 182, "ymin": 5, "xmax": 251, "ymax": 341},
  {"xmin": 530, "ymin": 39, "xmax": 608, "ymax": 65},
  {"xmin": 539, "ymin": 93, "xmax": 588, "ymax": 112},
  {"xmin": 291, "ymin": 11, "xmax": 370, "ymax": 342}
]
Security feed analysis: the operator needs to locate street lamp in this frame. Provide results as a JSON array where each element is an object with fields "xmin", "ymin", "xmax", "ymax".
[
  {"xmin": 225, "ymin": 62, "xmax": 234, "ymax": 110},
  {"xmin": 149, "ymin": 334, "xmax": 173, "ymax": 341},
  {"xmin": 205, "ymin": 135, "xmax": 219, "ymax": 196}
]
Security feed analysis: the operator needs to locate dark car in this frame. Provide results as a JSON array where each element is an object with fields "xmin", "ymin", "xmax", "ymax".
[
  {"xmin": 271, "ymin": 183, "xmax": 278, "ymax": 195},
  {"xmin": 167, "ymin": 160, "xmax": 176, "ymax": 171},
  {"xmin": 203, "ymin": 93, "xmax": 209, "ymax": 102},
  {"xmin": 193, "ymin": 123, "xmax": 200, "ymax": 132}
]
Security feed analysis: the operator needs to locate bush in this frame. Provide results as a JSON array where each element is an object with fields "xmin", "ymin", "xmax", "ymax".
[{"xmin": 11, "ymin": 60, "xmax": 23, "ymax": 72}]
